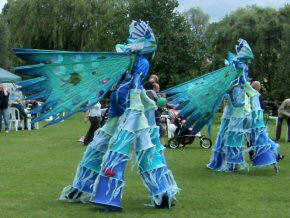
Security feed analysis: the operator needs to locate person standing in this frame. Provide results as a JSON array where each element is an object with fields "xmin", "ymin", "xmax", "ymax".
[
  {"xmin": 146, "ymin": 82, "xmax": 167, "ymax": 145},
  {"xmin": 251, "ymin": 81, "xmax": 264, "ymax": 110},
  {"xmin": 276, "ymin": 98, "xmax": 290, "ymax": 142},
  {"xmin": 83, "ymin": 101, "xmax": 102, "ymax": 146},
  {"xmin": 144, "ymin": 74, "xmax": 159, "ymax": 90},
  {"xmin": 0, "ymin": 84, "xmax": 10, "ymax": 133}
]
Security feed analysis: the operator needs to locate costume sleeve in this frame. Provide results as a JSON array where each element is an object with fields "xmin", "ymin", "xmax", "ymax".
[
  {"xmin": 108, "ymin": 56, "xmax": 149, "ymax": 117},
  {"xmin": 131, "ymin": 56, "xmax": 150, "ymax": 90}
]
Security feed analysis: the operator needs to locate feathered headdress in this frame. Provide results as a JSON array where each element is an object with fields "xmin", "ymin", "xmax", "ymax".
[
  {"xmin": 116, "ymin": 19, "xmax": 157, "ymax": 54},
  {"xmin": 235, "ymin": 39, "xmax": 254, "ymax": 60}
]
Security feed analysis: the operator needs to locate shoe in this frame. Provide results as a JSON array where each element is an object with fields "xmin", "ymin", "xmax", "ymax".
[
  {"xmin": 226, "ymin": 164, "xmax": 237, "ymax": 172},
  {"xmin": 78, "ymin": 136, "xmax": 85, "ymax": 142},
  {"xmin": 279, "ymin": 154, "xmax": 285, "ymax": 160},
  {"xmin": 155, "ymin": 195, "xmax": 175, "ymax": 208},
  {"xmin": 66, "ymin": 188, "xmax": 83, "ymax": 200}
]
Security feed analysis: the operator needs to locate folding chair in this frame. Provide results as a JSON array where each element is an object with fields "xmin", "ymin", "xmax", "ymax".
[{"xmin": 9, "ymin": 107, "xmax": 24, "ymax": 131}]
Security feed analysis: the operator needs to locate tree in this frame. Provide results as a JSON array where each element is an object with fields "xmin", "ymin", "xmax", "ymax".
[
  {"xmin": 7, "ymin": 0, "xmax": 128, "ymax": 51},
  {"xmin": 183, "ymin": 7, "xmax": 211, "ymax": 74},
  {"xmin": 128, "ymin": 0, "xmax": 209, "ymax": 88},
  {"xmin": 0, "ymin": 15, "xmax": 9, "ymax": 68},
  {"xmin": 6, "ymin": 0, "xmax": 210, "ymax": 88},
  {"xmin": 183, "ymin": 7, "xmax": 209, "ymax": 36},
  {"xmin": 206, "ymin": 6, "xmax": 283, "ymax": 100},
  {"xmin": 272, "ymin": 4, "xmax": 290, "ymax": 100}
]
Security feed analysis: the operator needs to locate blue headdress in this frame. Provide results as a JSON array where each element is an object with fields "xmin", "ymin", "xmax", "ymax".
[
  {"xmin": 235, "ymin": 39, "xmax": 254, "ymax": 60},
  {"xmin": 116, "ymin": 19, "xmax": 157, "ymax": 54}
]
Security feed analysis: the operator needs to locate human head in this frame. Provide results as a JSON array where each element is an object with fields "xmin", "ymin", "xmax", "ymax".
[
  {"xmin": 251, "ymin": 81, "xmax": 261, "ymax": 92},
  {"xmin": 15, "ymin": 97, "xmax": 22, "ymax": 103},
  {"xmin": 149, "ymin": 74, "xmax": 159, "ymax": 83},
  {"xmin": 116, "ymin": 19, "xmax": 157, "ymax": 55},
  {"xmin": 153, "ymin": 82, "xmax": 160, "ymax": 92}
]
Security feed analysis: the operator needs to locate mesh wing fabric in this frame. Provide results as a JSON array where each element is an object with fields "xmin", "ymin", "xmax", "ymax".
[
  {"xmin": 14, "ymin": 49, "xmax": 132, "ymax": 125},
  {"xmin": 163, "ymin": 65, "xmax": 238, "ymax": 135}
]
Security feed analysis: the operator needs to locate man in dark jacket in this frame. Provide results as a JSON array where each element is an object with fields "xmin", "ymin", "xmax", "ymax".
[{"xmin": 0, "ymin": 84, "xmax": 10, "ymax": 133}]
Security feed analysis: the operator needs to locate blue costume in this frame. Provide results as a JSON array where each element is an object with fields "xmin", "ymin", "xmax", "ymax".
[
  {"xmin": 206, "ymin": 40, "xmax": 280, "ymax": 172},
  {"xmin": 14, "ymin": 20, "xmax": 178, "ymax": 210},
  {"xmin": 57, "ymin": 20, "xmax": 179, "ymax": 209},
  {"xmin": 162, "ymin": 39, "xmax": 280, "ymax": 173}
]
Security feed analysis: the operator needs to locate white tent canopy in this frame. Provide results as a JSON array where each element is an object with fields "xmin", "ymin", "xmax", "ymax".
[{"xmin": 0, "ymin": 68, "xmax": 21, "ymax": 83}]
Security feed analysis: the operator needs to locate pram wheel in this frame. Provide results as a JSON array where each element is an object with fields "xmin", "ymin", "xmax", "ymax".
[
  {"xmin": 168, "ymin": 138, "xmax": 179, "ymax": 149},
  {"xmin": 200, "ymin": 137, "xmax": 212, "ymax": 149}
]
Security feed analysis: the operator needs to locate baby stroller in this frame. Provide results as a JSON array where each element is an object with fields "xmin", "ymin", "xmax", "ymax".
[{"xmin": 167, "ymin": 110, "xmax": 212, "ymax": 149}]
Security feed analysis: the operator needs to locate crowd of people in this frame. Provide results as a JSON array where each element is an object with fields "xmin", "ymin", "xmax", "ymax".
[
  {"xmin": 2, "ymin": 78, "xmax": 289, "ymax": 144},
  {"xmin": 79, "ymin": 74, "xmax": 169, "ymax": 147},
  {"xmin": 77, "ymin": 76, "xmax": 290, "ymax": 148},
  {"xmin": 0, "ymin": 83, "xmax": 39, "ymax": 133},
  {"xmin": 144, "ymin": 74, "xmax": 168, "ymax": 146}
]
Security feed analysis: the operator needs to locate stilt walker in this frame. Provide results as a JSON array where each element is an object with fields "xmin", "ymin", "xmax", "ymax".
[
  {"xmin": 14, "ymin": 19, "xmax": 178, "ymax": 210},
  {"xmin": 162, "ymin": 39, "xmax": 280, "ymax": 172}
]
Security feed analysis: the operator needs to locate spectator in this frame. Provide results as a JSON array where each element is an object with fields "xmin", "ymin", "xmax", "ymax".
[
  {"xmin": 26, "ymin": 99, "xmax": 39, "ymax": 111},
  {"xmin": 26, "ymin": 99, "xmax": 40, "ymax": 129},
  {"xmin": 144, "ymin": 74, "xmax": 159, "ymax": 90},
  {"xmin": 10, "ymin": 97, "xmax": 28, "ymax": 130},
  {"xmin": 251, "ymin": 81, "xmax": 264, "ymax": 110},
  {"xmin": 146, "ymin": 82, "xmax": 167, "ymax": 146},
  {"xmin": 275, "ymin": 98, "xmax": 290, "ymax": 142},
  {"xmin": 83, "ymin": 101, "xmax": 102, "ymax": 146},
  {"xmin": 146, "ymin": 82, "xmax": 159, "ymax": 101},
  {"xmin": 0, "ymin": 84, "xmax": 10, "ymax": 133}
]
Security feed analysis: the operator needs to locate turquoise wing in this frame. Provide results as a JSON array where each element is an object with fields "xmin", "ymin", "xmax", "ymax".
[
  {"xmin": 162, "ymin": 65, "xmax": 238, "ymax": 136},
  {"xmin": 14, "ymin": 49, "xmax": 132, "ymax": 125}
]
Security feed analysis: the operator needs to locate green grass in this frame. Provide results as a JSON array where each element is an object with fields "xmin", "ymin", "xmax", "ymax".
[{"xmin": 0, "ymin": 114, "xmax": 289, "ymax": 218}]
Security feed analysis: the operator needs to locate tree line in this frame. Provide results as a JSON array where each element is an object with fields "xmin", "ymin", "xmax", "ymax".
[{"xmin": 0, "ymin": 0, "xmax": 289, "ymax": 101}]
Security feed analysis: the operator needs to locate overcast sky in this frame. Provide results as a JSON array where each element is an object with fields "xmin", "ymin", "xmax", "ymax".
[
  {"xmin": 177, "ymin": 0, "xmax": 290, "ymax": 22},
  {"xmin": 0, "ymin": 0, "xmax": 5, "ymax": 12},
  {"xmin": 1, "ymin": 0, "xmax": 290, "ymax": 22}
]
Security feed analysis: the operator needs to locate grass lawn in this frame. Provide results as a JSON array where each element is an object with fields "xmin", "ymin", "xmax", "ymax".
[{"xmin": 0, "ymin": 113, "xmax": 289, "ymax": 218}]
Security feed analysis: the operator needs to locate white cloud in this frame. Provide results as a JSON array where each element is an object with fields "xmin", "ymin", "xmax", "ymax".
[
  {"xmin": 1, "ymin": 0, "xmax": 290, "ymax": 22},
  {"xmin": 177, "ymin": 0, "xmax": 290, "ymax": 22},
  {"xmin": 0, "ymin": 0, "xmax": 7, "ymax": 12}
]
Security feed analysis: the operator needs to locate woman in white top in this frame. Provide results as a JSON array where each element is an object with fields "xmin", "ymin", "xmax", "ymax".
[{"xmin": 83, "ymin": 102, "xmax": 102, "ymax": 146}]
